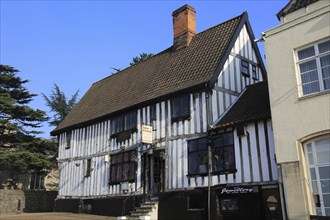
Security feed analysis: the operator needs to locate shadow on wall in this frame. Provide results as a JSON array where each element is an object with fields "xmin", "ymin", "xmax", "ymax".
[
  {"xmin": 0, "ymin": 190, "xmax": 58, "ymax": 213},
  {"xmin": 23, "ymin": 190, "xmax": 58, "ymax": 212}
]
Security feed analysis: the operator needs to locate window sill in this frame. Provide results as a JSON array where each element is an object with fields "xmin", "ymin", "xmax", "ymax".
[
  {"xmin": 187, "ymin": 173, "xmax": 208, "ymax": 177},
  {"xmin": 298, "ymin": 90, "xmax": 330, "ymax": 101},
  {"xmin": 108, "ymin": 179, "xmax": 135, "ymax": 185},
  {"xmin": 241, "ymin": 73, "xmax": 250, "ymax": 78},
  {"xmin": 211, "ymin": 169, "xmax": 237, "ymax": 175},
  {"xmin": 171, "ymin": 115, "xmax": 191, "ymax": 123},
  {"xmin": 111, "ymin": 128, "xmax": 137, "ymax": 142},
  {"xmin": 188, "ymin": 208, "xmax": 205, "ymax": 212}
]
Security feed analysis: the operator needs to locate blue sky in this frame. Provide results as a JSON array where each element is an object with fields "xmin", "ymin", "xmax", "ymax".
[{"xmin": 0, "ymin": 0, "xmax": 286, "ymax": 138}]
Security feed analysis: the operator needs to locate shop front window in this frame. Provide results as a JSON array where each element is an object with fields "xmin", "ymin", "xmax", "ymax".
[
  {"xmin": 220, "ymin": 198, "xmax": 239, "ymax": 211},
  {"xmin": 304, "ymin": 135, "xmax": 330, "ymax": 216}
]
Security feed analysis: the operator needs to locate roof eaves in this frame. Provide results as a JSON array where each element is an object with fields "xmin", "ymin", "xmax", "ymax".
[
  {"xmin": 209, "ymin": 12, "xmax": 248, "ymax": 87},
  {"xmin": 277, "ymin": 0, "xmax": 297, "ymax": 20},
  {"xmin": 210, "ymin": 85, "xmax": 248, "ymax": 129},
  {"xmin": 244, "ymin": 17, "xmax": 268, "ymax": 80},
  {"xmin": 213, "ymin": 115, "xmax": 270, "ymax": 130},
  {"xmin": 51, "ymin": 81, "xmax": 208, "ymax": 136}
]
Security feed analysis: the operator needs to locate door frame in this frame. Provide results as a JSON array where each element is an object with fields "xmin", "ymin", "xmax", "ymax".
[{"xmin": 142, "ymin": 150, "xmax": 165, "ymax": 198}]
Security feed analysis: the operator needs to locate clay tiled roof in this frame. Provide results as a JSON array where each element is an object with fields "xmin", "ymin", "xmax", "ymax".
[
  {"xmin": 212, "ymin": 81, "xmax": 271, "ymax": 129},
  {"xmin": 52, "ymin": 12, "xmax": 249, "ymax": 135},
  {"xmin": 277, "ymin": 0, "xmax": 319, "ymax": 20}
]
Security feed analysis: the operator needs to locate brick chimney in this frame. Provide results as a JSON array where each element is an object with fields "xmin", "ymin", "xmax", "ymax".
[{"xmin": 172, "ymin": 4, "xmax": 196, "ymax": 50}]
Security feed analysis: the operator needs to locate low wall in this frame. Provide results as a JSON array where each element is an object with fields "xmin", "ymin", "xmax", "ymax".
[{"xmin": 0, "ymin": 190, "xmax": 58, "ymax": 213}]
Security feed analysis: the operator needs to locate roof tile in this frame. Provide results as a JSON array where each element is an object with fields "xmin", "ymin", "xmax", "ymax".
[
  {"xmin": 277, "ymin": 0, "xmax": 319, "ymax": 19},
  {"xmin": 52, "ymin": 13, "xmax": 245, "ymax": 135},
  {"xmin": 213, "ymin": 81, "xmax": 271, "ymax": 129}
]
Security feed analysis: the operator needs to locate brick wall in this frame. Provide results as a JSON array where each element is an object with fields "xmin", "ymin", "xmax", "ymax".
[{"xmin": 0, "ymin": 190, "xmax": 57, "ymax": 213}]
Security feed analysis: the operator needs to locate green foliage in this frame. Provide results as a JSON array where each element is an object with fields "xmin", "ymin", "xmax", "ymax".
[
  {"xmin": 0, "ymin": 151, "xmax": 53, "ymax": 173},
  {"xmin": 129, "ymin": 52, "xmax": 154, "ymax": 66},
  {"xmin": 0, "ymin": 65, "xmax": 48, "ymax": 147},
  {"xmin": 42, "ymin": 84, "xmax": 79, "ymax": 127},
  {"xmin": 0, "ymin": 64, "xmax": 56, "ymax": 175}
]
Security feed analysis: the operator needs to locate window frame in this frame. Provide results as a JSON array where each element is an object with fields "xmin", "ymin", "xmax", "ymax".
[
  {"xmin": 296, "ymin": 39, "xmax": 330, "ymax": 97},
  {"xmin": 211, "ymin": 132, "xmax": 236, "ymax": 175},
  {"xmin": 187, "ymin": 132, "xmax": 236, "ymax": 176},
  {"xmin": 150, "ymin": 104, "xmax": 157, "ymax": 130},
  {"xmin": 29, "ymin": 172, "xmax": 45, "ymax": 190},
  {"xmin": 65, "ymin": 131, "xmax": 72, "ymax": 149},
  {"xmin": 187, "ymin": 137, "xmax": 208, "ymax": 176},
  {"xmin": 171, "ymin": 94, "xmax": 191, "ymax": 122},
  {"xmin": 111, "ymin": 111, "xmax": 137, "ymax": 139},
  {"xmin": 304, "ymin": 135, "xmax": 330, "ymax": 216},
  {"xmin": 187, "ymin": 194, "xmax": 205, "ymax": 211},
  {"xmin": 241, "ymin": 60, "xmax": 250, "ymax": 77},
  {"xmin": 109, "ymin": 150, "xmax": 137, "ymax": 184},
  {"xmin": 85, "ymin": 158, "xmax": 92, "ymax": 177},
  {"xmin": 252, "ymin": 64, "xmax": 258, "ymax": 80}
]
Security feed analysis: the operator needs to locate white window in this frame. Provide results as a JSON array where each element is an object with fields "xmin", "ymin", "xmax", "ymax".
[
  {"xmin": 304, "ymin": 136, "xmax": 330, "ymax": 216},
  {"xmin": 296, "ymin": 39, "xmax": 330, "ymax": 96}
]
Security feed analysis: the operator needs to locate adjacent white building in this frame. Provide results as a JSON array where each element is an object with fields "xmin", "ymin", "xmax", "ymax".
[{"xmin": 264, "ymin": 0, "xmax": 330, "ymax": 219}]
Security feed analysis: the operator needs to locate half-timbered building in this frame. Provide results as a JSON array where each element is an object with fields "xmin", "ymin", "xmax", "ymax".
[{"xmin": 53, "ymin": 5, "xmax": 283, "ymax": 220}]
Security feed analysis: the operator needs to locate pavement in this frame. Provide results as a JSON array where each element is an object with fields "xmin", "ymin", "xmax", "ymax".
[{"xmin": 0, "ymin": 212, "xmax": 118, "ymax": 220}]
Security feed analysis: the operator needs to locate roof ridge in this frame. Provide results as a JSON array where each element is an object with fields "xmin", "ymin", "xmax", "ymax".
[
  {"xmin": 194, "ymin": 12, "xmax": 246, "ymax": 37},
  {"xmin": 52, "ymin": 11, "xmax": 248, "ymax": 135},
  {"xmin": 92, "ymin": 12, "xmax": 245, "ymax": 86}
]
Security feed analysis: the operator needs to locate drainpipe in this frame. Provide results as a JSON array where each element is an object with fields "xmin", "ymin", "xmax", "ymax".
[
  {"xmin": 205, "ymin": 84, "xmax": 212, "ymax": 220},
  {"xmin": 207, "ymin": 129, "xmax": 213, "ymax": 220},
  {"xmin": 278, "ymin": 164, "xmax": 289, "ymax": 220}
]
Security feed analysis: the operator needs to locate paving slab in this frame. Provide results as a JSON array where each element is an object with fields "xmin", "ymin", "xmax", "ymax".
[{"xmin": 0, "ymin": 212, "xmax": 117, "ymax": 220}]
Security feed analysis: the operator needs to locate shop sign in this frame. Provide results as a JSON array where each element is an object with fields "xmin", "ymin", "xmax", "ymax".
[
  {"xmin": 220, "ymin": 186, "xmax": 254, "ymax": 194},
  {"xmin": 142, "ymin": 125, "xmax": 152, "ymax": 144}
]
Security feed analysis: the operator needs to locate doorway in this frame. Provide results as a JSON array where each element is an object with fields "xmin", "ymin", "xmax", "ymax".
[{"xmin": 142, "ymin": 150, "xmax": 165, "ymax": 199}]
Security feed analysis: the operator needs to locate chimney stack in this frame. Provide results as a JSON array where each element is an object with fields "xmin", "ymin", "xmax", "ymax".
[{"xmin": 172, "ymin": 4, "xmax": 196, "ymax": 50}]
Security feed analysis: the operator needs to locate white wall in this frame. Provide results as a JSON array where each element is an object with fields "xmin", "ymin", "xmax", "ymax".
[
  {"xmin": 264, "ymin": 1, "xmax": 330, "ymax": 219},
  {"xmin": 57, "ymin": 23, "xmax": 269, "ymax": 198}
]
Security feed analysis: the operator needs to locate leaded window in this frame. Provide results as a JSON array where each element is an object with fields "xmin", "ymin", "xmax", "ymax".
[
  {"xmin": 187, "ymin": 133, "xmax": 236, "ymax": 175},
  {"xmin": 30, "ymin": 173, "xmax": 44, "ymax": 190},
  {"xmin": 66, "ymin": 131, "xmax": 72, "ymax": 149},
  {"xmin": 110, "ymin": 150, "xmax": 136, "ymax": 184},
  {"xmin": 296, "ymin": 39, "xmax": 330, "ymax": 96},
  {"xmin": 188, "ymin": 137, "xmax": 208, "ymax": 175},
  {"xmin": 212, "ymin": 133, "xmax": 236, "ymax": 173},
  {"xmin": 171, "ymin": 95, "xmax": 190, "ymax": 121},
  {"xmin": 252, "ymin": 64, "xmax": 258, "ymax": 80},
  {"xmin": 111, "ymin": 111, "xmax": 137, "ymax": 136},
  {"xmin": 85, "ymin": 159, "xmax": 91, "ymax": 177},
  {"xmin": 241, "ymin": 60, "xmax": 250, "ymax": 76}
]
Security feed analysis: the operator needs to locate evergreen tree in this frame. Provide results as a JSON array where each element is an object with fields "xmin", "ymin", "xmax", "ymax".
[
  {"xmin": 130, "ymin": 52, "xmax": 154, "ymax": 66},
  {"xmin": 42, "ymin": 84, "xmax": 79, "ymax": 127},
  {"xmin": 0, "ymin": 65, "xmax": 54, "ymax": 184}
]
